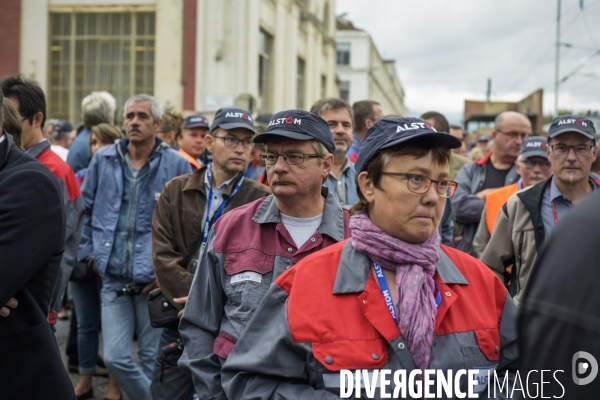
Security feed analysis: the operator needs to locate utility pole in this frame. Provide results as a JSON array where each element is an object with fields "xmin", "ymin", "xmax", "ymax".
[
  {"xmin": 555, "ymin": 0, "xmax": 561, "ymax": 116},
  {"xmin": 486, "ymin": 78, "xmax": 491, "ymax": 103}
]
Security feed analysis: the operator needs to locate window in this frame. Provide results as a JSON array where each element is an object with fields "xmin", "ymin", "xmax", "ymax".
[
  {"xmin": 339, "ymin": 81, "xmax": 350, "ymax": 102},
  {"xmin": 297, "ymin": 58, "xmax": 305, "ymax": 110},
  {"xmin": 258, "ymin": 30, "xmax": 273, "ymax": 114},
  {"xmin": 49, "ymin": 12, "xmax": 155, "ymax": 123},
  {"xmin": 336, "ymin": 42, "xmax": 351, "ymax": 65},
  {"xmin": 321, "ymin": 75, "xmax": 327, "ymax": 100}
]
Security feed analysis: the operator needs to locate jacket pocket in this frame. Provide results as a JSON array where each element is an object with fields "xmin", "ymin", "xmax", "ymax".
[
  {"xmin": 312, "ymin": 339, "xmax": 389, "ymax": 372},
  {"xmin": 223, "ymin": 248, "xmax": 274, "ymax": 276},
  {"xmin": 473, "ymin": 328, "xmax": 500, "ymax": 361},
  {"xmin": 213, "ymin": 330, "xmax": 237, "ymax": 359}
]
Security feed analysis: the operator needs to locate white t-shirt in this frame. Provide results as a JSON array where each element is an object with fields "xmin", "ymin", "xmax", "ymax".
[
  {"xmin": 280, "ymin": 212, "xmax": 323, "ymax": 248},
  {"xmin": 50, "ymin": 145, "xmax": 69, "ymax": 161}
]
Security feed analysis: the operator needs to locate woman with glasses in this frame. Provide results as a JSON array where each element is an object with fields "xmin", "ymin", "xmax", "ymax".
[{"xmin": 221, "ymin": 118, "xmax": 519, "ymax": 399}]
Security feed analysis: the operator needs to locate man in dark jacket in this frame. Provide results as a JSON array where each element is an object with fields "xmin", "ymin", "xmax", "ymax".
[
  {"xmin": 451, "ymin": 111, "xmax": 529, "ymax": 255},
  {"xmin": 519, "ymin": 190, "xmax": 600, "ymax": 397},
  {"xmin": 1, "ymin": 75, "xmax": 84, "ymax": 322},
  {"xmin": 0, "ymin": 102, "xmax": 76, "ymax": 399},
  {"xmin": 149, "ymin": 108, "xmax": 271, "ymax": 400}
]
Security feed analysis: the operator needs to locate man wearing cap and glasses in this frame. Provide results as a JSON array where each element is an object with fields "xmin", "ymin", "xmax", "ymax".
[
  {"xmin": 452, "ymin": 111, "xmax": 530, "ymax": 256},
  {"xmin": 150, "ymin": 107, "xmax": 270, "ymax": 400},
  {"xmin": 473, "ymin": 137, "xmax": 553, "ymax": 258},
  {"xmin": 178, "ymin": 109, "xmax": 350, "ymax": 399},
  {"xmin": 176, "ymin": 114, "xmax": 210, "ymax": 170},
  {"xmin": 481, "ymin": 115, "xmax": 599, "ymax": 306}
]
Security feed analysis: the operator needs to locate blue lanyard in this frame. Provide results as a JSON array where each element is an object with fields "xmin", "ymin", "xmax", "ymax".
[
  {"xmin": 203, "ymin": 163, "xmax": 245, "ymax": 244},
  {"xmin": 373, "ymin": 262, "xmax": 442, "ymax": 325}
]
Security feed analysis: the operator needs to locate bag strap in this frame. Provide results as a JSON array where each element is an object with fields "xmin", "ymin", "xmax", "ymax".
[{"xmin": 184, "ymin": 232, "xmax": 205, "ymax": 271}]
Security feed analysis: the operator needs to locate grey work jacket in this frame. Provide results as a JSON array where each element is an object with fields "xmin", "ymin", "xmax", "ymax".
[
  {"xmin": 222, "ymin": 240, "xmax": 519, "ymax": 399},
  {"xmin": 178, "ymin": 188, "xmax": 350, "ymax": 399}
]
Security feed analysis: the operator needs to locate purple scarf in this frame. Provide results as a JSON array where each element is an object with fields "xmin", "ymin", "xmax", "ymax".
[{"xmin": 350, "ymin": 213, "xmax": 440, "ymax": 370}]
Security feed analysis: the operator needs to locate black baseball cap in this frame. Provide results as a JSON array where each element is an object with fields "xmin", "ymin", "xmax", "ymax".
[
  {"xmin": 53, "ymin": 120, "xmax": 73, "ymax": 133},
  {"xmin": 548, "ymin": 114, "xmax": 596, "ymax": 140},
  {"xmin": 209, "ymin": 107, "xmax": 255, "ymax": 134},
  {"xmin": 183, "ymin": 115, "xmax": 209, "ymax": 129},
  {"xmin": 253, "ymin": 109, "xmax": 335, "ymax": 153},
  {"xmin": 355, "ymin": 117, "xmax": 462, "ymax": 175},
  {"xmin": 520, "ymin": 137, "xmax": 548, "ymax": 159}
]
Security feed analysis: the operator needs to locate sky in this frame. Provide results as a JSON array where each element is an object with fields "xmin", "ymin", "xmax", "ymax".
[{"xmin": 336, "ymin": 0, "xmax": 600, "ymax": 125}]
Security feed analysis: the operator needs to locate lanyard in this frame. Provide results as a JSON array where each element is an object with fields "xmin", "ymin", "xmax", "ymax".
[
  {"xmin": 373, "ymin": 263, "xmax": 441, "ymax": 326},
  {"xmin": 548, "ymin": 185, "xmax": 559, "ymax": 227},
  {"xmin": 203, "ymin": 163, "xmax": 245, "ymax": 245}
]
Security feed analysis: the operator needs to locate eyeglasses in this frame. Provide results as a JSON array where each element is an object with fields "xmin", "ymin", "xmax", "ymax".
[
  {"xmin": 213, "ymin": 135, "xmax": 253, "ymax": 150},
  {"xmin": 380, "ymin": 172, "xmax": 458, "ymax": 199},
  {"xmin": 521, "ymin": 159, "xmax": 551, "ymax": 170},
  {"xmin": 260, "ymin": 152, "xmax": 321, "ymax": 166},
  {"xmin": 496, "ymin": 130, "xmax": 529, "ymax": 141},
  {"xmin": 550, "ymin": 144, "xmax": 594, "ymax": 156}
]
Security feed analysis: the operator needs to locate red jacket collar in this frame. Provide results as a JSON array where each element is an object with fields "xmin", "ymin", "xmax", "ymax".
[{"xmin": 475, "ymin": 151, "xmax": 493, "ymax": 166}]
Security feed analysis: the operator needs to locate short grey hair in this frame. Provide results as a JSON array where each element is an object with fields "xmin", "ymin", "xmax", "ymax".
[
  {"xmin": 124, "ymin": 94, "xmax": 163, "ymax": 122},
  {"xmin": 44, "ymin": 118, "xmax": 58, "ymax": 130},
  {"xmin": 81, "ymin": 91, "xmax": 116, "ymax": 128},
  {"xmin": 310, "ymin": 98, "xmax": 354, "ymax": 128}
]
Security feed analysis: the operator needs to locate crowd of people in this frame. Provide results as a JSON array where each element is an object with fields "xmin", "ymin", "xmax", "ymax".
[{"xmin": 1, "ymin": 73, "xmax": 599, "ymax": 399}]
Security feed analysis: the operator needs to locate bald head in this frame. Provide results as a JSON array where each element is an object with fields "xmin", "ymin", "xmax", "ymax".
[
  {"xmin": 494, "ymin": 111, "xmax": 531, "ymax": 132},
  {"xmin": 492, "ymin": 111, "xmax": 532, "ymax": 162}
]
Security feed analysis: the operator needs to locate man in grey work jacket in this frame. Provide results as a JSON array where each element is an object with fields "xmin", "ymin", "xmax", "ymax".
[
  {"xmin": 178, "ymin": 109, "xmax": 351, "ymax": 399},
  {"xmin": 78, "ymin": 94, "xmax": 191, "ymax": 400}
]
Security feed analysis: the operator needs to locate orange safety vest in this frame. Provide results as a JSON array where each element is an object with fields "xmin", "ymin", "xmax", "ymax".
[
  {"xmin": 178, "ymin": 148, "xmax": 201, "ymax": 170},
  {"xmin": 485, "ymin": 183, "xmax": 519, "ymax": 234}
]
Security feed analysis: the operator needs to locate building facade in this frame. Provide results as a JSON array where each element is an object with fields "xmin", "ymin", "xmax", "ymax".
[
  {"xmin": 335, "ymin": 18, "xmax": 407, "ymax": 117},
  {"xmin": 0, "ymin": 0, "xmax": 338, "ymax": 123},
  {"xmin": 464, "ymin": 89, "xmax": 544, "ymax": 135}
]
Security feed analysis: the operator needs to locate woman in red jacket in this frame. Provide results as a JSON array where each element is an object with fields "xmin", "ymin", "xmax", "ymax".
[{"xmin": 221, "ymin": 117, "xmax": 519, "ymax": 399}]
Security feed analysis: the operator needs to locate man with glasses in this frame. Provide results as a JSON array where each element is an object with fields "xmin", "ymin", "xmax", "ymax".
[
  {"xmin": 178, "ymin": 109, "xmax": 350, "ymax": 399},
  {"xmin": 149, "ymin": 107, "xmax": 270, "ymax": 400},
  {"xmin": 481, "ymin": 115, "xmax": 599, "ymax": 305},
  {"xmin": 473, "ymin": 137, "xmax": 552, "ymax": 258},
  {"xmin": 451, "ymin": 111, "xmax": 531, "ymax": 255}
]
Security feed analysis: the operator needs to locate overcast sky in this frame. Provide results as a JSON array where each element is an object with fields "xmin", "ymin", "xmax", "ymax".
[{"xmin": 336, "ymin": 0, "xmax": 600, "ymax": 125}]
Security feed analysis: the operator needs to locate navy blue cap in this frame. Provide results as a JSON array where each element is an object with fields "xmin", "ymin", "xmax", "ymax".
[
  {"xmin": 183, "ymin": 114, "xmax": 209, "ymax": 129},
  {"xmin": 520, "ymin": 137, "xmax": 548, "ymax": 159},
  {"xmin": 53, "ymin": 120, "xmax": 73, "ymax": 133},
  {"xmin": 253, "ymin": 109, "xmax": 335, "ymax": 153},
  {"xmin": 209, "ymin": 107, "xmax": 255, "ymax": 134},
  {"xmin": 548, "ymin": 114, "xmax": 596, "ymax": 140},
  {"xmin": 354, "ymin": 117, "xmax": 462, "ymax": 175}
]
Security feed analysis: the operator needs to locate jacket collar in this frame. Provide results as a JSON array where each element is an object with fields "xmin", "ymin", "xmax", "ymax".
[
  {"xmin": 252, "ymin": 186, "xmax": 346, "ymax": 242},
  {"xmin": 332, "ymin": 240, "xmax": 468, "ymax": 295},
  {"xmin": 182, "ymin": 165, "xmax": 244, "ymax": 198},
  {"xmin": 475, "ymin": 151, "xmax": 493, "ymax": 166},
  {"xmin": 25, "ymin": 138, "xmax": 51, "ymax": 158},
  {"xmin": 118, "ymin": 136, "xmax": 167, "ymax": 156},
  {"xmin": 0, "ymin": 133, "xmax": 14, "ymax": 170}
]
